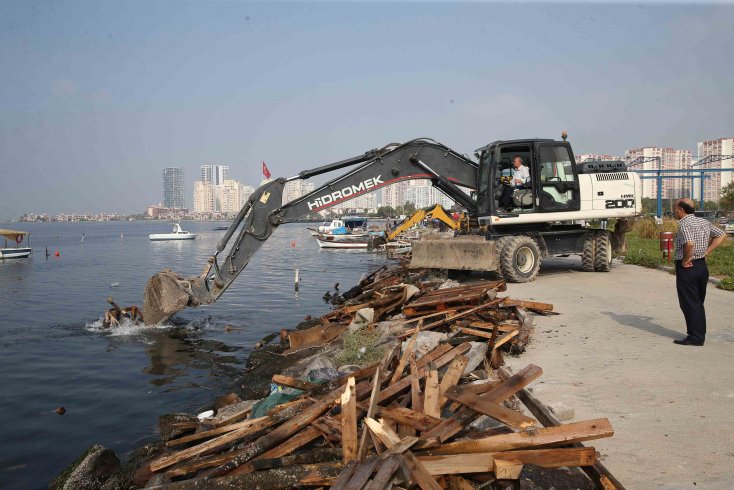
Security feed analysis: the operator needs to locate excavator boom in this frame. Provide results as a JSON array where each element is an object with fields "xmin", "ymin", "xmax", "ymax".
[{"xmin": 143, "ymin": 139, "xmax": 478, "ymax": 324}]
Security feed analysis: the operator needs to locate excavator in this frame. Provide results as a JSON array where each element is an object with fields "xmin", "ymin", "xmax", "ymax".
[
  {"xmin": 143, "ymin": 135, "xmax": 642, "ymax": 325},
  {"xmin": 367, "ymin": 204, "xmax": 464, "ymax": 250}
]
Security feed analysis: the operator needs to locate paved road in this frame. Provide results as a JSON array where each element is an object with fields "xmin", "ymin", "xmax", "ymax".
[{"xmin": 504, "ymin": 257, "xmax": 734, "ymax": 489}]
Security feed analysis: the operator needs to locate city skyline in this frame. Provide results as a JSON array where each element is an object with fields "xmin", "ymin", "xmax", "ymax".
[{"xmin": 2, "ymin": 2, "xmax": 733, "ymax": 221}]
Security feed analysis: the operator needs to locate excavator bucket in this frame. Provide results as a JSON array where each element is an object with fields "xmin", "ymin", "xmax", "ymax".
[
  {"xmin": 409, "ymin": 236, "xmax": 499, "ymax": 272},
  {"xmin": 143, "ymin": 270, "xmax": 195, "ymax": 325}
]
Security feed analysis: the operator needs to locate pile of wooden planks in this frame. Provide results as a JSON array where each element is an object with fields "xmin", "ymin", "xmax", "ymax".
[
  {"xmin": 283, "ymin": 264, "xmax": 552, "ymax": 357},
  {"xmin": 133, "ymin": 340, "xmax": 619, "ymax": 489}
]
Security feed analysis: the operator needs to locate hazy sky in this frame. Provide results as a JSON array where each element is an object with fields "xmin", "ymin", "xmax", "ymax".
[{"xmin": 1, "ymin": 0, "xmax": 733, "ymax": 220}]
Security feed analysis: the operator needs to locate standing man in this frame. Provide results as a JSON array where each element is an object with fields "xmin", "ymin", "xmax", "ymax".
[
  {"xmin": 499, "ymin": 155, "xmax": 531, "ymax": 211},
  {"xmin": 672, "ymin": 198, "xmax": 726, "ymax": 346}
]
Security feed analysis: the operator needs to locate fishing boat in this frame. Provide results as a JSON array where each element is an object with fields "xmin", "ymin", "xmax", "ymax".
[
  {"xmin": 316, "ymin": 235, "xmax": 370, "ymax": 249},
  {"xmin": 0, "ymin": 229, "xmax": 32, "ymax": 259},
  {"xmin": 149, "ymin": 223, "xmax": 197, "ymax": 241}
]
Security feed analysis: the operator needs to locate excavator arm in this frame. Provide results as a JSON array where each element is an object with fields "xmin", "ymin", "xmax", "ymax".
[
  {"xmin": 143, "ymin": 138, "xmax": 478, "ymax": 324},
  {"xmin": 380, "ymin": 204, "xmax": 462, "ymax": 242}
]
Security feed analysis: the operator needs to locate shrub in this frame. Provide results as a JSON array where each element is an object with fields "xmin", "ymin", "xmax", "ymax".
[
  {"xmin": 334, "ymin": 327, "xmax": 385, "ymax": 367},
  {"xmin": 633, "ymin": 217, "xmax": 678, "ymax": 239}
]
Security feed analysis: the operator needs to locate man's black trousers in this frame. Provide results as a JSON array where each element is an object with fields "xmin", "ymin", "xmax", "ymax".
[{"xmin": 675, "ymin": 259, "xmax": 709, "ymax": 343}]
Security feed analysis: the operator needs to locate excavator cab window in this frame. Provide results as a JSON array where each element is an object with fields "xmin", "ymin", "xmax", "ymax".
[
  {"xmin": 498, "ymin": 146, "xmax": 534, "ymax": 213},
  {"xmin": 536, "ymin": 144, "xmax": 580, "ymax": 212}
]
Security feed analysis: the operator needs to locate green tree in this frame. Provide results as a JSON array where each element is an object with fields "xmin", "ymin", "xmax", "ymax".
[
  {"xmin": 376, "ymin": 206, "xmax": 395, "ymax": 218},
  {"xmin": 721, "ymin": 182, "xmax": 734, "ymax": 212},
  {"xmin": 403, "ymin": 201, "xmax": 416, "ymax": 215}
]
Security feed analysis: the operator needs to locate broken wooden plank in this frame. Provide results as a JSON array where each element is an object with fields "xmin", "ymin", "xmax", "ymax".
[
  {"xmin": 500, "ymin": 298, "xmax": 553, "ymax": 312},
  {"xmin": 403, "ymin": 451, "xmax": 443, "ymax": 490},
  {"xmin": 423, "ymin": 362, "xmax": 440, "ymax": 419},
  {"xmin": 365, "ymin": 453, "xmax": 403, "ymax": 490},
  {"xmin": 357, "ymin": 367, "xmax": 382, "ymax": 461},
  {"xmin": 331, "ymin": 460, "xmax": 359, "ymax": 490},
  {"xmin": 428, "ymin": 418, "xmax": 614, "ymax": 454},
  {"xmin": 377, "ymin": 343, "xmax": 471, "ymax": 404},
  {"xmin": 442, "ymin": 385, "xmax": 536, "ymax": 430},
  {"xmin": 493, "ymin": 458, "xmax": 524, "ymax": 479},
  {"xmin": 362, "ymin": 405, "xmax": 441, "ymax": 432},
  {"xmin": 285, "ymin": 323, "xmax": 347, "ymax": 354},
  {"xmin": 420, "ymin": 364, "xmax": 541, "ymax": 442},
  {"xmin": 271, "ymin": 374, "xmax": 317, "ymax": 392},
  {"xmin": 398, "ymin": 300, "xmax": 504, "ymax": 339},
  {"xmin": 341, "ymin": 377, "xmax": 358, "ymax": 463},
  {"xmin": 391, "ymin": 328, "xmax": 419, "ymax": 385},
  {"xmin": 409, "ymin": 352, "xmax": 423, "ymax": 413},
  {"xmin": 364, "ymin": 417, "xmax": 401, "ymax": 448},
  {"xmin": 165, "ymin": 414, "xmax": 275, "ymax": 447},
  {"xmin": 492, "ymin": 329, "xmax": 520, "ymax": 350},
  {"xmin": 417, "ymin": 453, "xmax": 494, "ymax": 475},
  {"xmin": 341, "ymin": 457, "xmax": 380, "ymax": 490},
  {"xmin": 439, "ymin": 355, "xmax": 468, "ymax": 408},
  {"xmin": 492, "ymin": 447, "xmax": 596, "ymax": 468}
]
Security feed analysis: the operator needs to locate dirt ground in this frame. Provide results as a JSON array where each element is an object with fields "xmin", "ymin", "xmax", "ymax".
[{"xmin": 503, "ymin": 258, "xmax": 734, "ymax": 490}]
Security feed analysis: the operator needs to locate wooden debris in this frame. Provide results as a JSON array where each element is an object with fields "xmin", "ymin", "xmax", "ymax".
[
  {"xmin": 131, "ymin": 264, "xmax": 625, "ymax": 489},
  {"xmin": 340, "ymin": 377, "xmax": 358, "ymax": 462}
]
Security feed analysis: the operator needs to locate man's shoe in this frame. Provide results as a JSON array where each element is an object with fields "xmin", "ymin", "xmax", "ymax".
[{"xmin": 673, "ymin": 337, "xmax": 704, "ymax": 346}]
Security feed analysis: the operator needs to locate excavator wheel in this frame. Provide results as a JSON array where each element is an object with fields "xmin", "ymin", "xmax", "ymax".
[
  {"xmin": 499, "ymin": 235, "xmax": 541, "ymax": 283},
  {"xmin": 594, "ymin": 230, "xmax": 613, "ymax": 272},
  {"xmin": 581, "ymin": 231, "xmax": 595, "ymax": 272}
]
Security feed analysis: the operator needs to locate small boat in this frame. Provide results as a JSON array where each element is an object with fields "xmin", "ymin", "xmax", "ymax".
[
  {"xmin": 316, "ymin": 235, "xmax": 370, "ymax": 249},
  {"xmin": 149, "ymin": 223, "xmax": 197, "ymax": 241},
  {"xmin": 0, "ymin": 229, "xmax": 32, "ymax": 259}
]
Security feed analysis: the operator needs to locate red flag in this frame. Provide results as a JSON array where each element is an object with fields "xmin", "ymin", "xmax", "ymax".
[{"xmin": 262, "ymin": 161, "xmax": 271, "ymax": 179}]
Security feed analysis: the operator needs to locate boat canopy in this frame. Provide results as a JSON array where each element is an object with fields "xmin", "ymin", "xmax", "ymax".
[
  {"xmin": 342, "ymin": 216, "xmax": 367, "ymax": 229},
  {"xmin": 0, "ymin": 229, "xmax": 30, "ymax": 241}
]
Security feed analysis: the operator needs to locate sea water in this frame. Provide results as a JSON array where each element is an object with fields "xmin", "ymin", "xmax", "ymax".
[{"xmin": 0, "ymin": 221, "xmax": 387, "ymax": 488}]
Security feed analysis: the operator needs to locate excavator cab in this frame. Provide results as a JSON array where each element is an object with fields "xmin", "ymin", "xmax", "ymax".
[{"xmin": 476, "ymin": 139, "xmax": 581, "ymax": 219}]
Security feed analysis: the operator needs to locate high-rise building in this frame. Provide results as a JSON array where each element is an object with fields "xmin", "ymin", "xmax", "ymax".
[
  {"xmin": 381, "ymin": 181, "xmax": 409, "ymax": 210},
  {"xmin": 282, "ymin": 180, "xmax": 316, "ymax": 205},
  {"xmin": 696, "ymin": 137, "xmax": 734, "ymax": 202},
  {"xmin": 405, "ymin": 180, "xmax": 455, "ymax": 210},
  {"xmin": 163, "ymin": 167, "xmax": 185, "ymax": 209},
  {"xmin": 330, "ymin": 192, "xmax": 378, "ymax": 215},
  {"xmin": 624, "ymin": 147, "xmax": 692, "ymax": 200},
  {"xmin": 193, "ymin": 181, "xmax": 215, "ymax": 213},
  {"xmin": 201, "ymin": 165, "xmax": 230, "ymax": 185},
  {"xmin": 575, "ymin": 153, "xmax": 624, "ymax": 163}
]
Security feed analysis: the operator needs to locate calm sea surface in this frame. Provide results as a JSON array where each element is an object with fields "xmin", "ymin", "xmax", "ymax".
[{"xmin": 0, "ymin": 221, "xmax": 388, "ymax": 488}]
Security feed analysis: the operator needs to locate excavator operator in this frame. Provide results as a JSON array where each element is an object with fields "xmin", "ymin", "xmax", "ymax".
[{"xmin": 499, "ymin": 155, "xmax": 530, "ymax": 212}]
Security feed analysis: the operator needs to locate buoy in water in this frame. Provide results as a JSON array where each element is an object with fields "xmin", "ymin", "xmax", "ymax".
[
  {"xmin": 291, "ymin": 240, "xmax": 296, "ymax": 247},
  {"xmin": 54, "ymin": 249, "xmax": 60, "ymax": 257},
  {"xmin": 55, "ymin": 406, "xmax": 66, "ymax": 415}
]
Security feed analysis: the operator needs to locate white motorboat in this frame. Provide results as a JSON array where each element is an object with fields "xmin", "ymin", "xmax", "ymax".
[
  {"xmin": 316, "ymin": 235, "xmax": 369, "ymax": 249},
  {"xmin": 0, "ymin": 229, "xmax": 32, "ymax": 259},
  {"xmin": 149, "ymin": 223, "xmax": 197, "ymax": 241}
]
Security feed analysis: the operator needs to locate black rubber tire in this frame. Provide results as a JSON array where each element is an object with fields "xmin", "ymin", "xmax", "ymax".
[
  {"xmin": 499, "ymin": 235, "xmax": 541, "ymax": 283},
  {"xmin": 594, "ymin": 230, "xmax": 613, "ymax": 272},
  {"xmin": 581, "ymin": 231, "xmax": 595, "ymax": 272}
]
